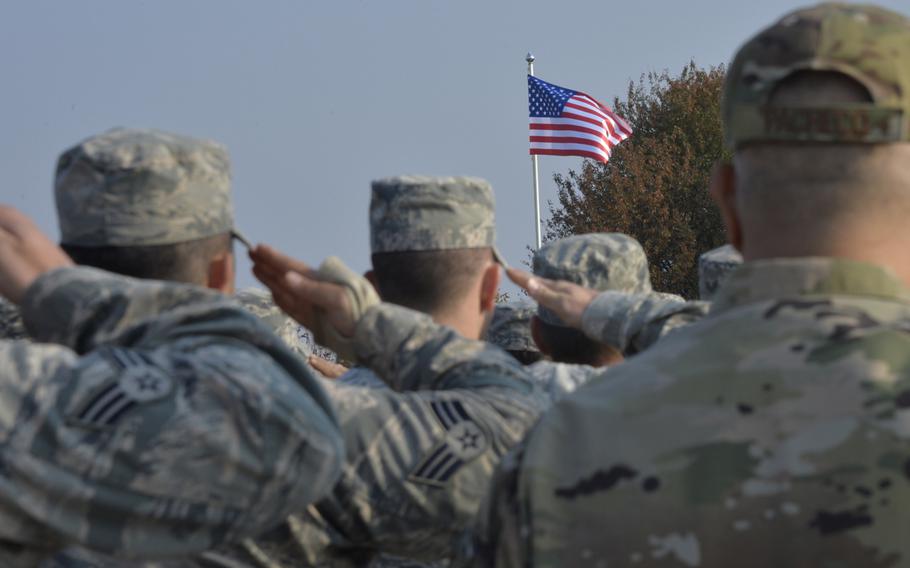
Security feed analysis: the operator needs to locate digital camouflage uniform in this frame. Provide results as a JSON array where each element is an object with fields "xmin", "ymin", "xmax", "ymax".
[
  {"xmin": 43, "ymin": 129, "xmax": 338, "ymax": 567},
  {"xmin": 524, "ymin": 234, "xmax": 708, "ymax": 400},
  {"xmin": 532, "ymin": 233, "xmax": 654, "ymax": 328},
  {"xmin": 341, "ymin": 176, "xmax": 507, "ymax": 391},
  {"xmin": 233, "ymin": 288, "xmax": 311, "ymax": 359},
  {"xmin": 0, "ymin": 298, "xmax": 26, "ymax": 340},
  {"xmin": 0, "ymin": 266, "xmax": 343, "ymax": 567},
  {"xmin": 471, "ymin": 5, "xmax": 910, "ymax": 566},
  {"xmin": 698, "ymin": 245, "xmax": 743, "ymax": 301},
  {"xmin": 195, "ymin": 177, "xmax": 548, "ymax": 568},
  {"xmin": 488, "ymin": 302, "xmax": 595, "ymax": 403},
  {"xmin": 488, "ymin": 301, "xmax": 539, "ymax": 356},
  {"xmin": 51, "ymin": 127, "xmax": 312, "ymax": 356},
  {"xmin": 533, "ymin": 234, "xmax": 707, "ymax": 355}
]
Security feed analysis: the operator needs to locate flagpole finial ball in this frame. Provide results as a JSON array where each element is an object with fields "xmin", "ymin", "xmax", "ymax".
[{"xmin": 526, "ymin": 53, "xmax": 535, "ymax": 63}]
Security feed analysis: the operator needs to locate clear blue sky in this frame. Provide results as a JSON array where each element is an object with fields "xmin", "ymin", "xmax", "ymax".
[{"xmin": 2, "ymin": 0, "xmax": 906, "ymax": 289}]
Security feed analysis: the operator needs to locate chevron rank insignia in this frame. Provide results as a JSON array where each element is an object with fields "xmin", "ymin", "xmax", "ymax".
[
  {"xmin": 409, "ymin": 399, "xmax": 488, "ymax": 487},
  {"xmin": 70, "ymin": 349, "xmax": 174, "ymax": 428}
]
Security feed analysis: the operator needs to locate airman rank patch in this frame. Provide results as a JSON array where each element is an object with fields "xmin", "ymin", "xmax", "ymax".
[
  {"xmin": 71, "ymin": 349, "xmax": 173, "ymax": 428},
  {"xmin": 409, "ymin": 399, "xmax": 488, "ymax": 487}
]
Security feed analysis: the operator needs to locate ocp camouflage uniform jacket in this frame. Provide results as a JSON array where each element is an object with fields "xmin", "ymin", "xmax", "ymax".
[
  {"xmin": 474, "ymin": 258, "xmax": 910, "ymax": 567},
  {"xmin": 0, "ymin": 267, "xmax": 343, "ymax": 566}
]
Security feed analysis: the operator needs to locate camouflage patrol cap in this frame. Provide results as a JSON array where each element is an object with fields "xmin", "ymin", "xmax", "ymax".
[
  {"xmin": 370, "ymin": 175, "xmax": 505, "ymax": 264},
  {"xmin": 488, "ymin": 300, "xmax": 539, "ymax": 353},
  {"xmin": 698, "ymin": 244, "xmax": 743, "ymax": 301},
  {"xmin": 724, "ymin": 3, "xmax": 910, "ymax": 149},
  {"xmin": 55, "ymin": 128, "xmax": 234, "ymax": 246},
  {"xmin": 533, "ymin": 233, "xmax": 651, "ymax": 326}
]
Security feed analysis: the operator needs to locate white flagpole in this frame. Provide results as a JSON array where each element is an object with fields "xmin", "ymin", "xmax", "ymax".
[{"xmin": 527, "ymin": 52, "xmax": 542, "ymax": 249}]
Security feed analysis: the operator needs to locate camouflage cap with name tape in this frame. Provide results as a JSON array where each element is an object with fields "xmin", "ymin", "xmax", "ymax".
[
  {"xmin": 55, "ymin": 128, "xmax": 235, "ymax": 247},
  {"xmin": 370, "ymin": 175, "xmax": 506, "ymax": 266},
  {"xmin": 724, "ymin": 3, "xmax": 910, "ymax": 149}
]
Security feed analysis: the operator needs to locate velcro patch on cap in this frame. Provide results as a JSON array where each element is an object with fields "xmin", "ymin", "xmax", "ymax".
[
  {"xmin": 729, "ymin": 105, "xmax": 905, "ymax": 147},
  {"xmin": 409, "ymin": 399, "xmax": 488, "ymax": 487},
  {"xmin": 69, "ymin": 349, "xmax": 174, "ymax": 429}
]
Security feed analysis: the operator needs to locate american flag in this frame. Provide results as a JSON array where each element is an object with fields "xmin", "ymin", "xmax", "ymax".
[{"xmin": 528, "ymin": 75, "xmax": 632, "ymax": 163}]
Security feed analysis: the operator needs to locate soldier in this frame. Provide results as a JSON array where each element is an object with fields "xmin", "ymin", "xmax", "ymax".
[
  {"xmin": 201, "ymin": 178, "xmax": 550, "ymax": 567},
  {"xmin": 0, "ymin": 128, "xmax": 310, "ymax": 357},
  {"xmin": 44, "ymin": 128, "xmax": 333, "ymax": 566},
  {"xmin": 531, "ymin": 233, "xmax": 651, "ymax": 367},
  {"xmin": 340, "ymin": 176, "xmax": 505, "ymax": 389},
  {"xmin": 516, "ymin": 233, "xmax": 710, "ymax": 401},
  {"xmin": 476, "ymin": 4, "xmax": 910, "ymax": 566},
  {"xmin": 698, "ymin": 244, "xmax": 743, "ymax": 300},
  {"xmin": 0, "ymin": 206, "xmax": 343, "ymax": 565}
]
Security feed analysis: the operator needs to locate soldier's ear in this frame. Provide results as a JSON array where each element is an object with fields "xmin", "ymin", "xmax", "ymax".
[
  {"xmin": 479, "ymin": 263, "xmax": 500, "ymax": 313},
  {"xmin": 207, "ymin": 251, "xmax": 235, "ymax": 295},
  {"xmin": 530, "ymin": 316, "xmax": 552, "ymax": 357},
  {"xmin": 709, "ymin": 161, "xmax": 743, "ymax": 253}
]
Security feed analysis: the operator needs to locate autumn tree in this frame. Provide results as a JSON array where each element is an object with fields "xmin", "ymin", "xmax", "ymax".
[{"xmin": 545, "ymin": 62, "xmax": 730, "ymax": 298}]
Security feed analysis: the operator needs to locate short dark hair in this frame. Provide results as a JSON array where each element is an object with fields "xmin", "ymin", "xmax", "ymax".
[
  {"xmin": 371, "ymin": 248, "xmax": 492, "ymax": 313},
  {"xmin": 62, "ymin": 232, "xmax": 233, "ymax": 285},
  {"xmin": 535, "ymin": 318, "xmax": 621, "ymax": 366}
]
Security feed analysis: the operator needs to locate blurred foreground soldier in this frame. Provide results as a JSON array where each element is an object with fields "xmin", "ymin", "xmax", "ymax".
[
  {"xmin": 487, "ymin": 301, "xmax": 542, "ymax": 365},
  {"xmin": 45, "ymin": 127, "xmax": 308, "ymax": 355},
  {"xmin": 476, "ymin": 4, "xmax": 910, "ymax": 566},
  {"xmin": 698, "ymin": 244, "xmax": 743, "ymax": 300},
  {"xmin": 0, "ymin": 207, "xmax": 342, "ymax": 566},
  {"xmin": 341, "ymin": 176, "xmax": 504, "ymax": 389},
  {"xmin": 217, "ymin": 180, "xmax": 547, "ymax": 567}
]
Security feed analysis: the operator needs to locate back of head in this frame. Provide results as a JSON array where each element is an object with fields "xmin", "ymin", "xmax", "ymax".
[
  {"xmin": 488, "ymin": 301, "xmax": 543, "ymax": 365},
  {"xmin": 369, "ymin": 176, "xmax": 504, "ymax": 314},
  {"xmin": 55, "ymin": 128, "xmax": 236, "ymax": 285},
  {"xmin": 722, "ymin": 4, "xmax": 910, "ymax": 263},
  {"xmin": 698, "ymin": 244, "xmax": 743, "ymax": 300},
  {"xmin": 532, "ymin": 233, "xmax": 650, "ymax": 364}
]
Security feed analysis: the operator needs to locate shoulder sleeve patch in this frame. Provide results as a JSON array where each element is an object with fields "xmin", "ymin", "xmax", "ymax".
[
  {"xmin": 409, "ymin": 399, "xmax": 488, "ymax": 487},
  {"xmin": 69, "ymin": 348, "xmax": 174, "ymax": 429}
]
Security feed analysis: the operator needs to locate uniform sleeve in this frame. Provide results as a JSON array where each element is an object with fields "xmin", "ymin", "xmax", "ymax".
[
  {"xmin": 0, "ymin": 267, "xmax": 344, "ymax": 560},
  {"xmin": 354, "ymin": 303, "xmax": 531, "ymax": 391},
  {"xmin": 580, "ymin": 291, "xmax": 710, "ymax": 355}
]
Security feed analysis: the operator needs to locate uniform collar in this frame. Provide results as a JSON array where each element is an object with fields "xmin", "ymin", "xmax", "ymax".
[{"xmin": 711, "ymin": 257, "xmax": 910, "ymax": 314}]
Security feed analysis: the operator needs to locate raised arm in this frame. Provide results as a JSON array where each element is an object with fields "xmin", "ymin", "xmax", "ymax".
[
  {"xmin": 251, "ymin": 245, "xmax": 531, "ymax": 392},
  {"xmin": 0, "ymin": 208, "xmax": 344, "ymax": 561}
]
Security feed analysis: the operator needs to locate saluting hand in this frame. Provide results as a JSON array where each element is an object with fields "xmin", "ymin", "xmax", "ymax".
[
  {"xmin": 250, "ymin": 244, "xmax": 358, "ymax": 338},
  {"xmin": 506, "ymin": 267, "xmax": 598, "ymax": 330},
  {"xmin": 0, "ymin": 206, "xmax": 74, "ymax": 304}
]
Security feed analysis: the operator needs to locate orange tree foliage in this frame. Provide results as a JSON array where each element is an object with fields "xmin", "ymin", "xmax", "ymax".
[{"xmin": 545, "ymin": 62, "xmax": 731, "ymax": 298}]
